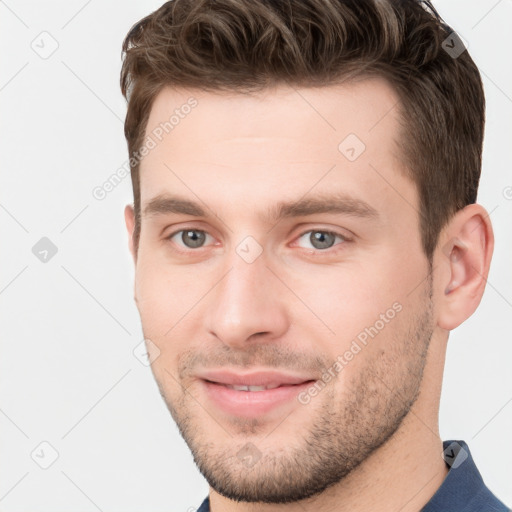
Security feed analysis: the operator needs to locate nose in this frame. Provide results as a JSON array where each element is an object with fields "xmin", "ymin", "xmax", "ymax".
[{"xmin": 204, "ymin": 252, "xmax": 290, "ymax": 349}]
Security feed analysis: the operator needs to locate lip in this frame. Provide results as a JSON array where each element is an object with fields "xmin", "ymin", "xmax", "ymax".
[
  {"xmin": 197, "ymin": 369, "xmax": 315, "ymax": 387},
  {"xmin": 196, "ymin": 369, "xmax": 317, "ymax": 418}
]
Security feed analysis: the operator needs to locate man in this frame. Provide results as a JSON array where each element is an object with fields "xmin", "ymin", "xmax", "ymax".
[{"xmin": 121, "ymin": 0, "xmax": 509, "ymax": 510}]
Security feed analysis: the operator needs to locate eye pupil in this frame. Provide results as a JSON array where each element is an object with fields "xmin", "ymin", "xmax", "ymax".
[
  {"xmin": 310, "ymin": 231, "xmax": 335, "ymax": 249},
  {"xmin": 182, "ymin": 230, "xmax": 206, "ymax": 248}
]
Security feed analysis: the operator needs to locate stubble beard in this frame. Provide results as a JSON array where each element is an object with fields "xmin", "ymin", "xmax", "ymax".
[{"xmin": 153, "ymin": 277, "xmax": 435, "ymax": 504}]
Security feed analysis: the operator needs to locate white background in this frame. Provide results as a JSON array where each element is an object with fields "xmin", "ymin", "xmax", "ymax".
[{"xmin": 1, "ymin": 0, "xmax": 511, "ymax": 510}]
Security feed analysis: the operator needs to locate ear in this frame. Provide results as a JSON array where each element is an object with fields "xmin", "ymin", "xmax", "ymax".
[
  {"xmin": 436, "ymin": 203, "xmax": 494, "ymax": 331},
  {"xmin": 124, "ymin": 204, "xmax": 137, "ymax": 265}
]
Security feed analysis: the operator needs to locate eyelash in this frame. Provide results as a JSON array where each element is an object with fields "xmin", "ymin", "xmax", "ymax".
[{"xmin": 165, "ymin": 227, "xmax": 351, "ymax": 255}]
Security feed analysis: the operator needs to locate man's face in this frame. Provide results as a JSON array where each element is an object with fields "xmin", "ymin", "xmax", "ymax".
[{"xmin": 126, "ymin": 79, "xmax": 436, "ymax": 503}]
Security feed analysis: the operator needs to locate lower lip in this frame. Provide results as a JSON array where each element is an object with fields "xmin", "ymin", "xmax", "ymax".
[{"xmin": 200, "ymin": 379, "xmax": 316, "ymax": 418}]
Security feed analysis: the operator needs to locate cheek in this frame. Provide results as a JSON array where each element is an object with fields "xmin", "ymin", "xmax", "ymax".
[
  {"xmin": 134, "ymin": 262, "xmax": 199, "ymax": 338},
  {"xmin": 134, "ymin": 260, "xmax": 219, "ymax": 368},
  {"xmin": 135, "ymin": 269, "xmax": 173, "ymax": 329},
  {"xmin": 134, "ymin": 266, "xmax": 194, "ymax": 390},
  {"xmin": 287, "ymin": 261, "xmax": 399, "ymax": 336}
]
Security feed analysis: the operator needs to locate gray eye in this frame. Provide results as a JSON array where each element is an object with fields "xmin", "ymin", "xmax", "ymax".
[
  {"xmin": 181, "ymin": 230, "xmax": 206, "ymax": 248},
  {"xmin": 309, "ymin": 231, "xmax": 336, "ymax": 249}
]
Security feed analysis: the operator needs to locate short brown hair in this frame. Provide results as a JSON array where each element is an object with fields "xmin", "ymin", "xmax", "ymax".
[{"xmin": 120, "ymin": 0, "xmax": 485, "ymax": 262}]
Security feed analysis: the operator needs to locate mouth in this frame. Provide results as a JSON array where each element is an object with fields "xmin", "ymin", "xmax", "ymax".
[
  {"xmin": 198, "ymin": 374, "xmax": 317, "ymax": 418},
  {"xmin": 203, "ymin": 380, "xmax": 316, "ymax": 392}
]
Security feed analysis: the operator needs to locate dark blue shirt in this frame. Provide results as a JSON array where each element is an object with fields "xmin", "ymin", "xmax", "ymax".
[{"xmin": 196, "ymin": 440, "xmax": 509, "ymax": 511}]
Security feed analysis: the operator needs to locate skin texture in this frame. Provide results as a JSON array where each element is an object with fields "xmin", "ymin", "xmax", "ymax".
[{"xmin": 125, "ymin": 78, "xmax": 494, "ymax": 512}]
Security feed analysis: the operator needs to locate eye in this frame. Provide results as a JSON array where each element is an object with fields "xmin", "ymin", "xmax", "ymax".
[
  {"xmin": 295, "ymin": 230, "xmax": 348, "ymax": 250},
  {"xmin": 168, "ymin": 229, "xmax": 214, "ymax": 249},
  {"xmin": 165, "ymin": 228, "xmax": 349, "ymax": 253}
]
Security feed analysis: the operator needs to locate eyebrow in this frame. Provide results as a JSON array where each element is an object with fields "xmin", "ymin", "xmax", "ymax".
[{"xmin": 142, "ymin": 193, "xmax": 380, "ymax": 223}]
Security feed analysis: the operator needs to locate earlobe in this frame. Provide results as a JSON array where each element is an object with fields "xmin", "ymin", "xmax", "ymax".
[{"xmin": 437, "ymin": 204, "xmax": 494, "ymax": 331}]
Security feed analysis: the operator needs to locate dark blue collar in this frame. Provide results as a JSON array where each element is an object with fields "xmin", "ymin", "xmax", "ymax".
[
  {"xmin": 197, "ymin": 440, "xmax": 508, "ymax": 512},
  {"xmin": 421, "ymin": 439, "xmax": 508, "ymax": 511}
]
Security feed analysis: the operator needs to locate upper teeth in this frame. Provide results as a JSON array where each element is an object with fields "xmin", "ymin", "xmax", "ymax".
[{"xmin": 226, "ymin": 384, "xmax": 281, "ymax": 391}]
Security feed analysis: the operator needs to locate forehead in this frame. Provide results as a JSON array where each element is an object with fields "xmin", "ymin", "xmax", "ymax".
[
  {"xmin": 144, "ymin": 77, "xmax": 402, "ymax": 150},
  {"xmin": 138, "ymin": 79, "xmax": 415, "ymax": 226}
]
